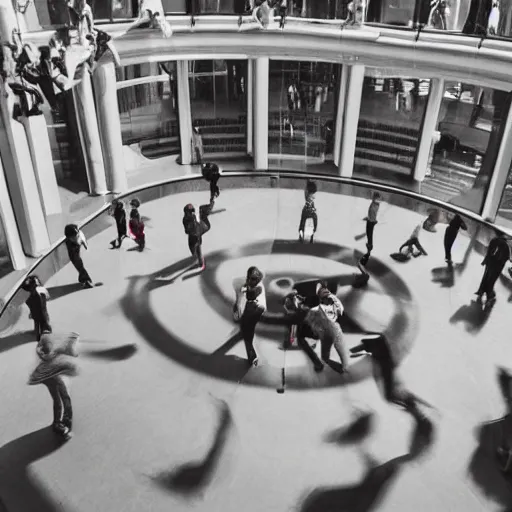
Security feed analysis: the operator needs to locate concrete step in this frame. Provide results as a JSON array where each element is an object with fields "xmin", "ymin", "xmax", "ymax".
[{"xmin": 355, "ymin": 147, "xmax": 414, "ymax": 167}]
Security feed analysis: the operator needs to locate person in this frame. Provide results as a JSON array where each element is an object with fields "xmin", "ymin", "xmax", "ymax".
[
  {"xmin": 444, "ymin": 214, "xmax": 467, "ymax": 265},
  {"xmin": 350, "ymin": 333, "xmax": 426, "ymax": 420},
  {"xmin": 278, "ymin": 0, "xmax": 287, "ymax": 28},
  {"xmin": 21, "ymin": 275, "xmax": 51, "ymax": 340},
  {"xmin": 299, "ymin": 180, "xmax": 318, "ymax": 243},
  {"xmin": 284, "ymin": 290, "xmax": 324, "ymax": 372},
  {"xmin": 364, "ymin": 192, "xmax": 381, "ymax": 253},
  {"xmin": 109, "ymin": 199, "xmax": 127, "ymax": 249},
  {"xmin": 201, "ymin": 162, "xmax": 221, "ymax": 205},
  {"xmin": 191, "ymin": 126, "xmax": 204, "ymax": 165},
  {"xmin": 64, "ymin": 224, "xmax": 93, "ymax": 289},
  {"xmin": 253, "ymin": 0, "xmax": 272, "ymax": 28},
  {"xmin": 240, "ymin": 287, "xmax": 266, "ymax": 366},
  {"xmin": 129, "ymin": 209, "xmax": 146, "ymax": 251},
  {"xmin": 341, "ymin": 0, "xmax": 366, "ymax": 26},
  {"xmin": 399, "ymin": 223, "xmax": 428, "ymax": 257},
  {"xmin": 28, "ymin": 331, "xmax": 80, "ymax": 440},
  {"xmin": 182, "ymin": 203, "xmax": 213, "ymax": 270},
  {"xmin": 476, "ymin": 230, "xmax": 511, "ymax": 304},
  {"xmin": 305, "ymin": 285, "xmax": 349, "ymax": 373}
]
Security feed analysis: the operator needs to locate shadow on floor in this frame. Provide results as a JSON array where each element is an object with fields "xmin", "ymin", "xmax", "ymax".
[
  {"xmin": 0, "ymin": 330, "xmax": 35, "ymax": 354},
  {"xmin": 324, "ymin": 411, "xmax": 374, "ymax": 446},
  {"xmin": 0, "ymin": 427, "xmax": 69, "ymax": 512},
  {"xmin": 46, "ymin": 283, "xmax": 84, "ymax": 301},
  {"xmin": 450, "ymin": 300, "xmax": 494, "ymax": 334},
  {"xmin": 81, "ymin": 344, "xmax": 138, "ymax": 361},
  {"xmin": 152, "ymin": 399, "xmax": 232, "ymax": 497},
  {"xmin": 431, "ymin": 265, "xmax": 455, "ymax": 288}
]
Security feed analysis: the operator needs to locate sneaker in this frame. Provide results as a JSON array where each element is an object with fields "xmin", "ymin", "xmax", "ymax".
[
  {"xmin": 53, "ymin": 422, "xmax": 72, "ymax": 440},
  {"xmin": 445, "ymin": 259, "xmax": 452, "ymax": 265},
  {"xmin": 83, "ymin": 281, "xmax": 94, "ymax": 289},
  {"xmin": 110, "ymin": 240, "xmax": 117, "ymax": 249}
]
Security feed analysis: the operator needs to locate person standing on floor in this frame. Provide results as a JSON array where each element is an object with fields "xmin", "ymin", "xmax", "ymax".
[
  {"xmin": 182, "ymin": 202, "xmax": 213, "ymax": 270},
  {"xmin": 305, "ymin": 285, "xmax": 350, "ymax": 373},
  {"xmin": 444, "ymin": 214, "xmax": 467, "ymax": 265},
  {"xmin": 64, "ymin": 224, "xmax": 93, "ymax": 289},
  {"xmin": 299, "ymin": 179, "xmax": 318, "ymax": 243},
  {"xmin": 399, "ymin": 223, "xmax": 428, "ymax": 257},
  {"xmin": 364, "ymin": 192, "xmax": 381, "ymax": 254},
  {"xmin": 21, "ymin": 275, "xmax": 51, "ymax": 340},
  {"xmin": 28, "ymin": 331, "xmax": 80, "ymax": 440},
  {"xmin": 109, "ymin": 199, "xmax": 127, "ymax": 249},
  {"xmin": 476, "ymin": 230, "xmax": 511, "ymax": 304},
  {"xmin": 240, "ymin": 287, "xmax": 266, "ymax": 366},
  {"xmin": 202, "ymin": 162, "xmax": 222, "ymax": 206},
  {"xmin": 129, "ymin": 209, "xmax": 146, "ymax": 251}
]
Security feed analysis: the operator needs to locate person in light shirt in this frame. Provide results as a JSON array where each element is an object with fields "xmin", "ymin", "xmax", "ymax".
[{"xmin": 398, "ymin": 223, "xmax": 428, "ymax": 258}]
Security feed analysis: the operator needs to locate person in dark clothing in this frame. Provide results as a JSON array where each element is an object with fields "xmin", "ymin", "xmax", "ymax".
[
  {"xmin": 21, "ymin": 275, "xmax": 51, "ymax": 340},
  {"xmin": 64, "ymin": 224, "xmax": 93, "ymax": 289},
  {"xmin": 183, "ymin": 203, "xmax": 213, "ymax": 270},
  {"xmin": 201, "ymin": 162, "xmax": 221, "ymax": 205},
  {"xmin": 476, "ymin": 231, "xmax": 511, "ymax": 303},
  {"xmin": 351, "ymin": 334, "xmax": 427, "ymax": 420},
  {"xmin": 444, "ymin": 214, "xmax": 467, "ymax": 265},
  {"xmin": 129, "ymin": 209, "xmax": 145, "ymax": 251},
  {"xmin": 299, "ymin": 180, "xmax": 318, "ymax": 243},
  {"xmin": 462, "ymin": 0, "xmax": 493, "ymax": 36},
  {"xmin": 109, "ymin": 199, "xmax": 127, "ymax": 249},
  {"xmin": 241, "ymin": 287, "xmax": 266, "ymax": 366},
  {"xmin": 364, "ymin": 192, "xmax": 381, "ymax": 253}
]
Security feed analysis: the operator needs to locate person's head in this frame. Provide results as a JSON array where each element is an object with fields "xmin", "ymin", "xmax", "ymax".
[
  {"xmin": 193, "ymin": 126, "xmax": 200, "ymax": 135},
  {"xmin": 246, "ymin": 266, "xmax": 263, "ymax": 287},
  {"xmin": 64, "ymin": 223, "xmax": 79, "ymax": 239},
  {"xmin": 317, "ymin": 286, "xmax": 332, "ymax": 305},
  {"xmin": 21, "ymin": 275, "xmax": 41, "ymax": 292},
  {"xmin": 372, "ymin": 192, "xmax": 381, "ymax": 202},
  {"xmin": 246, "ymin": 287, "xmax": 262, "ymax": 302},
  {"xmin": 184, "ymin": 203, "xmax": 195, "ymax": 216},
  {"xmin": 130, "ymin": 198, "xmax": 141, "ymax": 209}
]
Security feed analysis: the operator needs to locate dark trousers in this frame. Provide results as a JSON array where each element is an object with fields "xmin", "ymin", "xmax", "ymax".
[
  {"xmin": 188, "ymin": 216, "xmax": 211, "ymax": 264},
  {"xmin": 296, "ymin": 322, "xmax": 323, "ymax": 368},
  {"xmin": 34, "ymin": 317, "xmax": 52, "ymax": 341},
  {"xmin": 400, "ymin": 237, "xmax": 427, "ymax": 256},
  {"xmin": 210, "ymin": 181, "xmax": 220, "ymax": 202},
  {"xmin": 71, "ymin": 257, "xmax": 91, "ymax": 284},
  {"xmin": 44, "ymin": 376, "xmax": 72, "ymax": 429},
  {"xmin": 444, "ymin": 226, "xmax": 458, "ymax": 262},
  {"xmin": 240, "ymin": 310, "xmax": 263, "ymax": 361},
  {"xmin": 299, "ymin": 209, "xmax": 318, "ymax": 232},
  {"xmin": 477, "ymin": 262, "xmax": 506, "ymax": 298},
  {"xmin": 366, "ymin": 221, "xmax": 377, "ymax": 250}
]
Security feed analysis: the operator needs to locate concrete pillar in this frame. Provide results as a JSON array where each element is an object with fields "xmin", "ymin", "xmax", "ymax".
[
  {"xmin": 334, "ymin": 65, "xmax": 349, "ymax": 168},
  {"xmin": 93, "ymin": 55, "xmax": 128, "ymax": 194},
  {"xmin": 73, "ymin": 66, "xmax": 108, "ymax": 195},
  {"xmin": 177, "ymin": 59, "xmax": 193, "ymax": 165},
  {"xmin": 0, "ymin": 153, "xmax": 26, "ymax": 270},
  {"xmin": 253, "ymin": 57, "xmax": 269, "ymax": 170},
  {"xmin": 247, "ymin": 59, "xmax": 253, "ymax": 156},
  {"xmin": 339, "ymin": 64, "xmax": 365, "ymax": 178},
  {"xmin": 0, "ymin": 0, "xmax": 18, "ymax": 41},
  {"xmin": 20, "ymin": 115, "xmax": 62, "ymax": 216},
  {"xmin": 413, "ymin": 78, "xmax": 445, "ymax": 182},
  {"xmin": 481, "ymin": 99, "xmax": 512, "ymax": 221}
]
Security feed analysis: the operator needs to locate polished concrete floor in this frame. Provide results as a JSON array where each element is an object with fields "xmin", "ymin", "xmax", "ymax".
[{"xmin": 0, "ymin": 188, "xmax": 512, "ymax": 512}]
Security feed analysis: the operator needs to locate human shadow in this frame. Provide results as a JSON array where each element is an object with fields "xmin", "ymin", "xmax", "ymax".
[
  {"xmin": 324, "ymin": 411, "xmax": 374, "ymax": 446},
  {"xmin": 46, "ymin": 283, "xmax": 83, "ymax": 301},
  {"xmin": 450, "ymin": 299, "xmax": 493, "ymax": 334},
  {"xmin": 0, "ymin": 427, "xmax": 69, "ymax": 512},
  {"xmin": 0, "ymin": 330, "xmax": 36, "ymax": 354},
  {"xmin": 300, "ymin": 414, "xmax": 435, "ymax": 512},
  {"xmin": 81, "ymin": 344, "xmax": 138, "ymax": 361},
  {"xmin": 431, "ymin": 265, "xmax": 455, "ymax": 288},
  {"xmin": 390, "ymin": 252, "xmax": 411, "ymax": 263},
  {"xmin": 152, "ymin": 399, "xmax": 233, "ymax": 496}
]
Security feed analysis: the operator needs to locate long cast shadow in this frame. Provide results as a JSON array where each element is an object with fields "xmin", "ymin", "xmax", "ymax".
[
  {"xmin": 46, "ymin": 283, "xmax": 83, "ymax": 301},
  {"xmin": 450, "ymin": 300, "xmax": 494, "ymax": 334},
  {"xmin": 0, "ymin": 330, "xmax": 36, "ymax": 354},
  {"xmin": 81, "ymin": 344, "xmax": 138, "ymax": 361},
  {"xmin": 0, "ymin": 427, "xmax": 70, "ymax": 512},
  {"xmin": 324, "ymin": 411, "xmax": 375, "ymax": 446},
  {"xmin": 152, "ymin": 399, "xmax": 233, "ymax": 496}
]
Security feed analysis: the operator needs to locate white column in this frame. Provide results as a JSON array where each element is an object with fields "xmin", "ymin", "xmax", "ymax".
[
  {"xmin": 334, "ymin": 66, "xmax": 349, "ymax": 168},
  {"xmin": 339, "ymin": 64, "xmax": 365, "ymax": 178},
  {"xmin": 0, "ymin": 0, "xmax": 17, "ymax": 40},
  {"xmin": 253, "ymin": 57, "xmax": 269, "ymax": 170},
  {"xmin": 481, "ymin": 104, "xmax": 512, "ymax": 221},
  {"xmin": 73, "ymin": 66, "xmax": 108, "ymax": 195},
  {"xmin": 247, "ymin": 59, "xmax": 253, "ymax": 156},
  {"xmin": 93, "ymin": 55, "xmax": 128, "ymax": 194},
  {"xmin": 413, "ymin": 78, "xmax": 445, "ymax": 182},
  {"xmin": 0, "ymin": 153, "xmax": 26, "ymax": 270},
  {"xmin": 177, "ymin": 59, "xmax": 193, "ymax": 165},
  {"xmin": 20, "ymin": 115, "xmax": 62, "ymax": 216}
]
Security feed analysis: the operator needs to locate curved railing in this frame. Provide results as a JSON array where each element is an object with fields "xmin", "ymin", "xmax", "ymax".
[{"xmin": 1, "ymin": 171, "xmax": 510, "ymax": 328}]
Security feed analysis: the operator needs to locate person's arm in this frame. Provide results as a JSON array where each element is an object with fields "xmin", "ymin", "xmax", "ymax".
[
  {"xmin": 331, "ymin": 294, "xmax": 344, "ymax": 317},
  {"xmin": 79, "ymin": 230, "xmax": 88, "ymax": 250}
]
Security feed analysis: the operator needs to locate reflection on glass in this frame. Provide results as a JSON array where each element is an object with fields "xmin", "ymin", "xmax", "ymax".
[
  {"xmin": 268, "ymin": 60, "xmax": 341, "ymax": 172},
  {"xmin": 189, "ymin": 59, "xmax": 247, "ymax": 159},
  {"xmin": 0, "ymin": 213, "xmax": 14, "ymax": 280},
  {"xmin": 422, "ymin": 83, "xmax": 509, "ymax": 214},
  {"xmin": 497, "ymin": 163, "xmax": 512, "ymax": 231},
  {"xmin": 117, "ymin": 62, "xmax": 180, "ymax": 159},
  {"xmin": 354, "ymin": 70, "xmax": 430, "ymax": 181}
]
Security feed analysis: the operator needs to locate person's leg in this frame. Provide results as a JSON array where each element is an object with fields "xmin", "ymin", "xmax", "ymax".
[
  {"xmin": 34, "ymin": 320, "xmax": 42, "ymax": 340},
  {"xmin": 411, "ymin": 238, "xmax": 428, "ymax": 256},
  {"xmin": 476, "ymin": 266, "xmax": 488, "ymax": 296},
  {"xmin": 320, "ymin": 336, "xmax": 333, "ymax": 362},
  {"xmin": 241, "ymin": 318, "xmax": 258, "ymax": 363},
  {"xmin": 485, "ymin": 265, "xmax": 503, "ymax": 300},
  {"xmin": 44, "ymin": 378, "xmax": 64, "ymax": 428},
  {"xmin": 399, "ymin": 239, "xmax": 413, "ymax": 253},
  {"xmin": 55, "ymin": 376, "xmax": 73, "ymax": 431},
  {"xmin": 332, "ymin": 331, "xmax": 350, "ymax": 370},
  {"xmin": 298, "ymin": 208, "xmax": 307, "ymax": 236},
  {"xmin": 311, "ymin": 211, "xmax": 318, "ymax": 232},
  {"xmin": 366, "ymin": 221, "xmax": 375, "ymax": 250},
  {"xmin": 74, "ymin": 258, "xmax": 92, "ymax": 286},
  {"xmin": 297, "ymin": 324, "xmax": 323, "ymax": 371}
]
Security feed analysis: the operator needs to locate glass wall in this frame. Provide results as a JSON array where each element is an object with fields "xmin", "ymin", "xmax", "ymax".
[
  {"xmin": 189, "ymin": 59, "xmax": 248, "ymax": 157},
  {"xmin": 0, "ymin": 210, "xmax": 14, "ymax": 281},
  {"xmin": 497, "ymin": 163, "xmax": 512, "ymax": 230},
  {"xmin": 116, "ymin": 62, "xmax": 180, "ymax": 159},
  {"xmin": 353, "ymin": 69, "xmax": 430, "ymax": 182},
  {"xmin": 268, "ymin": 60, "xmax": 342, "ymax": 172},
  {"xmin": 422, "ymin": 83, "xmax": 510, "ymax": 214}
]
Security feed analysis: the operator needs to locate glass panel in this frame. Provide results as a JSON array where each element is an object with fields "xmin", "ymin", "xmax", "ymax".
[
  {"xmin": 189, "ymin": 59, "xmax": 248, "ymax": 159},
  {"xmin": 0, "ymin": 210, "xmax": 14, "ymax": 280},
  {"xmin": 268, "ymin": 60, "xmax": 342, "ymax": 173},
  {"xmin": 497, "ymin": 162, "xmax": 512, "ymax": 230},
  {"xmin": 422, "ymin": 84, "xmax": 510, "ymax": 214},
  {"xmin": 117, "ymin": 62, "xmax": 180, "ymax": 158},
  {"xmin": 354, "ymin": 70, "xmax": 430, "ymax": 183}
]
